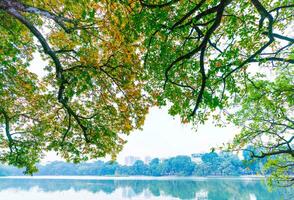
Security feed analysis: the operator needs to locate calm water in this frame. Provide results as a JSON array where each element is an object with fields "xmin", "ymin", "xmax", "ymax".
[{"xmin": 0, "ymin": 176, "xmax": 293, "ymax": 200}]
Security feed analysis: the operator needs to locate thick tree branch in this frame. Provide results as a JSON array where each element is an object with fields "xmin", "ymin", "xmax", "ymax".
[
  {"xmin": 191, "ymin": 47, "xmax": 207, "ymax": 116},
  {"xmin": 139, "ymin": 0, "xmax": 180, "ymax": 8},
  {"xmin": 0, "ymin": 0, "xmax": 74, "ymax": 32},
  {"xmin": 223, "ymin": 0, "xmax": 276, "ymax": 80},
  {"xmin": 251, "ymin": 57, "xmax": 294, "ymax": 64},
  {"xmin": 0, "ymin": 108, "xmax": 13, "ymax": 152},
  {"xmin": 4, "ymin": 6, "xmax": 90, "ymax": 142},
  {"xmin": 164, "ymin": 0, "xmax": 231, "ymax": 91},
  {"xmin": 171, "ymin": 0, "xmax": 205, "ymax": 30},
  {"xmin": 251, "ymin": 149, "xmax": 294, "ymax": 158}
]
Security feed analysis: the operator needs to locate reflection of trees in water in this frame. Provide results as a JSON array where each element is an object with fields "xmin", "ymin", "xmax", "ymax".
[
  {"xmin": 0, "ymin": 179, "xmax": 292, "ymax": 199},
  {"xmin": 0, "ymin": 179, "xmax": 116, "ymax": 194},
  {"xmin": 116, "ymin": 180, "xmax": 293, "ymax": 199}
]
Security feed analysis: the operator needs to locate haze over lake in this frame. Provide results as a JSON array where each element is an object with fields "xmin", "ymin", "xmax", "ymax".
[{"xmin": 0, "ymin": 176, "xmax": 293, "ymax": 200}]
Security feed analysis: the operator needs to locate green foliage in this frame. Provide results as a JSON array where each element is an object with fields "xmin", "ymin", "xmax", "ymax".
[
  {"xmin": 0, "ymin": 0, "xmax": 152, "ymax": 174},
  {"xmin": 127, "ymin": 0, "xmax": 293, "ymax": 186},
  {"xmin": 0, "ymin": 0, "xmax": 293, "ymax": 187},
  {"xmin": 227, "ymin": 69, "xmax": 294, "ymax": 186}
]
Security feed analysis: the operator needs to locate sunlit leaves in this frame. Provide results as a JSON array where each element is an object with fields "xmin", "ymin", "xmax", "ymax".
[{"xmin": 0, "ymin": 0, "xmax": 152, "ymax": 174}]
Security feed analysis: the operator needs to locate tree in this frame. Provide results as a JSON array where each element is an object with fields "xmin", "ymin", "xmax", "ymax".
[
  {"xmin": 0, "ymin": 0, "xmax": 293, "ymax": 186},
  {"xmin": 130, "ymin": 160, "xmax": 150, "ymax": 175},
  {"xmin": 160, "ymin": 156, "xmax": 195, "ymax": 176},
  {"xmin": 149, "ymin": 158, "xmax": 162, "ymax": 176},
  {"xmin": 129, "ymin": 0, "xmax": 293, "ymax": 185},
  {"xmin": 0, "ymin": 0, "xmax": 152, "ymax": 174},
  {"xmin": 200, "ymin": 152, "xmax": 220, "ymax": 175},
  {"xmin": 242, "ymin": 146, "xmax": 265, "ymax": 175},
  {"xmin": 226, "ymin": 69, "xmax": 293, "ymax": 186}
]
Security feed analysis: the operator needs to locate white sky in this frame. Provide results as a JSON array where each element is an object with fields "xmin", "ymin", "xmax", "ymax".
[{"xmin": 29, "ymin": 53, "xmax": 238, "ymax": 164}]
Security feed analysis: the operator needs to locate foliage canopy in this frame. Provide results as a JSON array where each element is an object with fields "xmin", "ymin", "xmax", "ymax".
[
  {"xmin": 131, "ymin": 0, "xmax": 293, "ymax": 186},
  {"xmin": 0, "ymin": 0, "xmax": 152, "ymax": 174},
  {"xmin": 0, "ymin": 0, "xmax": 293, "ymax": 185}
]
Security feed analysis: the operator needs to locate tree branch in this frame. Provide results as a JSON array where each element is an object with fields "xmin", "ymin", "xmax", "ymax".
[
  {"xmin": 139, "ymin": 0, "xmax": 180, "ymax": 9},
  {"xmin": 4, "ymin": 6, "xmax": 89, "ymax": 142},
  {"xmin": 0, "ymin": 108, "xmax": 13, "ymax": 152}
]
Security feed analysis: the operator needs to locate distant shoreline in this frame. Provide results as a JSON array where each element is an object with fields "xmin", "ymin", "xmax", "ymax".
[{"xmin": 0, "ymin": 175, "xmax": 266, "ymax": 180}]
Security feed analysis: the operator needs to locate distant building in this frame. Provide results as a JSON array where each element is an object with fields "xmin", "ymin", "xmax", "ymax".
[
  {"xmin": 144, "ymin": 156, "xmax": 152, "ymax": 164},
  {"xmin": 191, "ymin": 153, "xmax": 204, "ymax": 163},
  {"xmin": 124, "ymin": 156, "xmax": 140, "ymax": 166}
]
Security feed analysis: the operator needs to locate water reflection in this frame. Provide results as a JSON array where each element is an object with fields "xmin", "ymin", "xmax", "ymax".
[{"xmin": 0, "ymin": 178, "xmax": 293, "ymax": 199}]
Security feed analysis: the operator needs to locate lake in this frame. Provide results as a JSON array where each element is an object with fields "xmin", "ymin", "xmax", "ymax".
[{"xmin": 0, "ymin": 176, "xmax": 293, "ymax": 199}]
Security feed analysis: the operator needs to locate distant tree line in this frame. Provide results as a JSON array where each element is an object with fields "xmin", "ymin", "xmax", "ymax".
[{"xmin": 0, "ymin": 151, "xmax": 268, "ymax": 176}]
